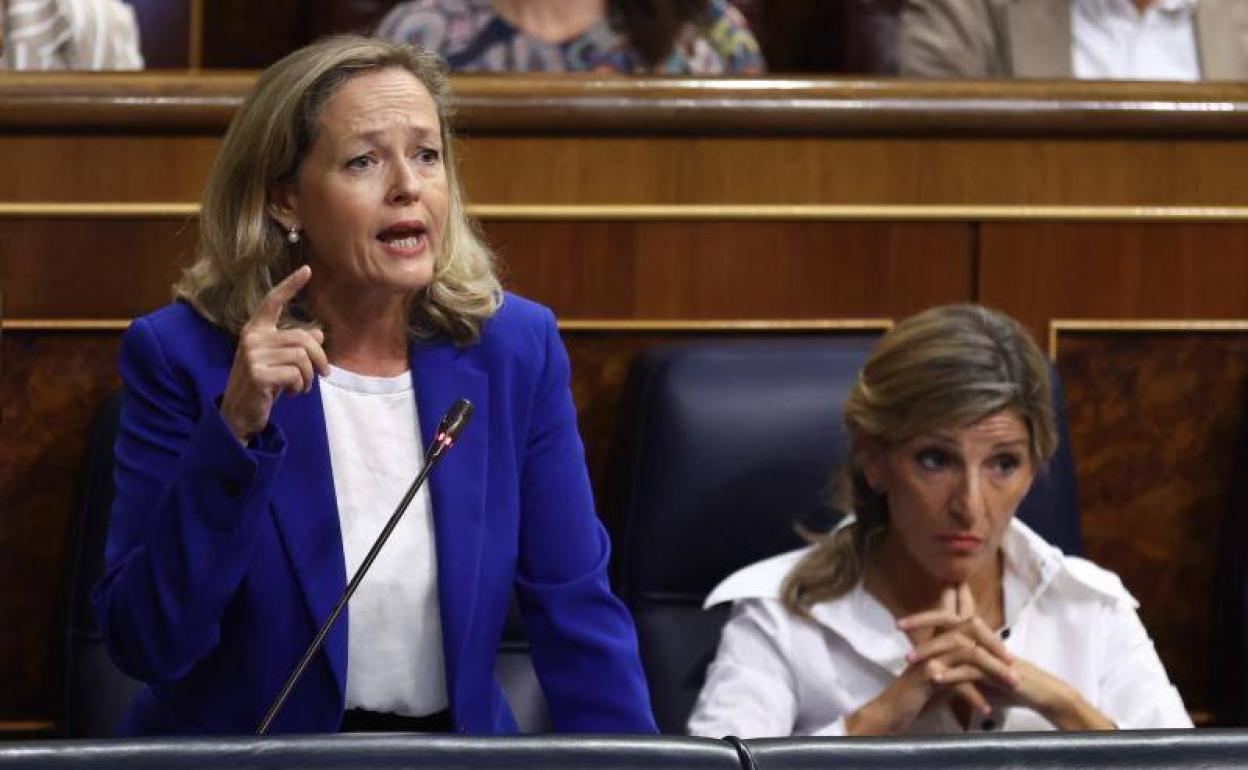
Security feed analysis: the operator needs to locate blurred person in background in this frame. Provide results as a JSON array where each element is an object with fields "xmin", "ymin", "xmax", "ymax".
[
  {"xmin": 0, "ymin": 0, "xmax": 142, "ymax": 69},
  {"xmin": 899, "ymin": 0, "xmax": 1248, "ymax": 81},
  {"xmin": 376, "ymin": 0, "xmax": 764, "ymax": 74}
]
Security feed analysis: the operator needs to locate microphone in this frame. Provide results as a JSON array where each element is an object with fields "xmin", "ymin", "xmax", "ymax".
[
  {"xmin": 256, "ymin": 398, "xmax": 475, "ymax": 735},
  {"xmin": 426, "ymin": 398, "xmax": 474, "ymax": 463}
]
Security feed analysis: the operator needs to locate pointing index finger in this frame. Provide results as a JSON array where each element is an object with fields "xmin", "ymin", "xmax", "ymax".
[{"xmin": 254, "ymin": 265, "xmax": 311, "ymax": 326}]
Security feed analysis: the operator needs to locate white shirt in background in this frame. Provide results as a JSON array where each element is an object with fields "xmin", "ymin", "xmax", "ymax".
[
  {"xmin": 1072, "ymin": 0, "xmax": 1200, "ymax": 80},
  {"xmin": 688, "ymin": 518, "xmax": 1192, "ymax": 737},
  {"xmin": 320, "ymin": 364, "xmax": 448, "ymax": 717},
  {"xmin": 0, "ymin": 0, "xmax": 143, "ymax": 70}
]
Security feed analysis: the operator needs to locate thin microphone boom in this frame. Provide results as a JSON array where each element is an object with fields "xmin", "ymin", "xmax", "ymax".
[{"xmin": 257, "ymin": 398, "xmax": 475, "ymax": 735}]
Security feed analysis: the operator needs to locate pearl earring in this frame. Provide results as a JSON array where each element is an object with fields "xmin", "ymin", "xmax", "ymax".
[{"xmin": 286, "ymin": 225, "xmax": 301, "ymax": 244}]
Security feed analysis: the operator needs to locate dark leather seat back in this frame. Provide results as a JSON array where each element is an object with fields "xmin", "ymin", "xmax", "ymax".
[
  {"xmin": 65, "ymin": 392, "xmax": 549, "ymax": 736},
  {"xmin": 614, "ymin": 338, "xmax": 1083, "ymax": 733},
  {"xmin": 63, "ymin": 393, "xmax": 140, "ymax": 737}
]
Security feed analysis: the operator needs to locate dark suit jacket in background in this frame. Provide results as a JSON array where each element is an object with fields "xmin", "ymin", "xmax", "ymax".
[
  {"xmin": 899, "ymin": 0, "xmax": 1248, "ymax": 79},
  {"xmin": 92, "ymin": 293, "xmax": 657, "ymax": 736}
]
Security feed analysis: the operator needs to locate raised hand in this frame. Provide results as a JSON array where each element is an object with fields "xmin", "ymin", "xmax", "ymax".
[{"xmin": 219, "ymin": 265, "xmax": 329, "ymax": 444}]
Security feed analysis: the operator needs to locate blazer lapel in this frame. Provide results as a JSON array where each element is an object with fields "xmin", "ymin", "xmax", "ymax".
[
  {"xmin": 1008, "ymin": 0, "xmax": 1073, "ymax": 78},
  {"xmin": 1196, "ymin": 0, "xmax": 1248, "ymax": 80},
  {"xmin": 268, "ymin": 382, "xmax": 349, "ymax": 701},
  {"xmin": 410, "ymin": 336, "xmax": 489, "ymax": 711}
]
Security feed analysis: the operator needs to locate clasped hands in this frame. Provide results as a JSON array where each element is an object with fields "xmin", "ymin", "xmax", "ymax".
[{"xmin": 846, "ymin": 583, "xmax": 1100, "ymax": 734}]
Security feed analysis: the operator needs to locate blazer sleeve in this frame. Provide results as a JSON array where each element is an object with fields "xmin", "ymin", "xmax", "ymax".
[
  {"xmin": 91, "ymin": 316, "xmax": 286, "ymax": 683},
  {"xmin": 511, "ymin": 307, "xmax": 658, "ymax": 733},
  {"xmin": 898, "ymin": 0, "xmax": 1007, "ymax": 78}
]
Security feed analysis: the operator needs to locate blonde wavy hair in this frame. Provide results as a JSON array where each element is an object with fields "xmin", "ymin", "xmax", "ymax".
[
  {"xmin": 175, "ymin": 36, "xmax": 501, "ymax": 344},
  {"xmin": 782, "ymin": 304, "xmax": 1058, "ymax": 615}
]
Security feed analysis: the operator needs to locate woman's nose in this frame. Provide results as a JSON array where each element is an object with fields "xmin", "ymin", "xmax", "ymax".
[
  {"xmin": 950, "ymin": 469, "xmax": 987, "ymax": 526},
  {"xmin": 388, "ymin": 159, "xmax": 422, "ymax": 204}
]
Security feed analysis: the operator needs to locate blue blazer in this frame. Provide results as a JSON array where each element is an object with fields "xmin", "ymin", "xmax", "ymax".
[{"xmin": 92, "ymin": 294, "xmax": 657, "ymax": 736}]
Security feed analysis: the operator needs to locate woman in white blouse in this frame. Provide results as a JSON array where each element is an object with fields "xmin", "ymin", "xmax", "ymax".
[{"xmin": 688, "ymin": 304, "xmax": 1191, "ymax": 737}]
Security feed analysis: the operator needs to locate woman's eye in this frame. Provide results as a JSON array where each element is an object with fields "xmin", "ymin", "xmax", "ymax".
[
  {"xmin": 915, "ymin": 448, "xmax": 949, "ymax": 471},
  {"xmin": 415, "ymin": 147, "xmax": 440, "ymax": 165},
  {"xmin": 991, "ymin": 453, "xmax": 1022, "ymax": 474},
  {"xmin": 346, "ymin": 155, "xmax": 374, "ymax": 170}
]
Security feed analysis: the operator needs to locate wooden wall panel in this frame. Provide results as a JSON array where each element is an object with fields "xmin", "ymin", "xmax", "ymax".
[
  {"xmin": 0, "ymin": 219, "xmax": 196, "ymax": 319},
  {"xmin": 491, "ymin": 221, "xmax": 972, "ymax": 320},
  {"xmin": 0, "ymin": 333, "xmax": 122, "ymax": 724},
  {"xmin": 5, "ymin": 135, "xmax": 1248, "ymax": 207},
  {"xmin": 457, "ymin": 137, "xmax": 1248, "ymax": 206},
  {"xmin": 979, "ymin": 223, "xmax": 1248, "ymax": 343},
  {"xmin": 1056, "ymin": 331, "xmax": 1248, "ymax": 724},
  {"xmin": 0, "ymin": 219, "xmax": 971, "ymax": 323},
  {"xmin": 0, "ymin": 137, "xmax": 218, "ymax": 204}
]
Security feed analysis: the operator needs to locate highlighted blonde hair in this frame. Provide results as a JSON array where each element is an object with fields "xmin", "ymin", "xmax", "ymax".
[
  {"xmin": 175, "ymin": 36, "xmax": 501, "ymax": 344},
  {"xmin": 782, "ymin": 304, "xmax": 1058, "ymax": 614}
]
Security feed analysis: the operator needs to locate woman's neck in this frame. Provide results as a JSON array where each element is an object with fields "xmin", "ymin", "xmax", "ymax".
[
  {"xmin": 309, "ymin": 284, "xmax": 410, "ymax": 377},
  {"xmin": 864, "ymin": 534, "xmax": 1005, "ymax": 629},
  {"xmin": 490, "ymin": 0, "xmax": 606, "ymax": 44}
]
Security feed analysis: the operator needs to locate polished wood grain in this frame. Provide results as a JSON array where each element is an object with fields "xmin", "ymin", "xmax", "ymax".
[
  {"xmin": 5, "ymin": 134, "xmax": 1246, "ymax": 207},
  {"xmin": 0, "ymin": 333, "xmax": 122, "ymax": 724},
  {"xmin": 4, "ymin": 76, "xmax": 1248, "ymax": 207},
  {"xmin": 979, "ymin": 223, "xmax": 1248, "ymax": 343},
  {"xmin": 1057, "ymin": 330, "xmax": 1248, "ymax": 725},
  {"xmin": 0, "ymin": 219, "xmax": 970, "ymax": 322},
  {"xmin": 492, "ymin": 220, "xmax": 972, "ymax": 319},
  {"xmin": 0, "ymin": 136, "xmax": 219, "ymax": 204},
  {"xmin": 3, "ymin": 74, "xmax": 1248, "ymax": 134},
  {"xmin": 0, "ymin": 219, "xmax": 196, "ymax": 318}
]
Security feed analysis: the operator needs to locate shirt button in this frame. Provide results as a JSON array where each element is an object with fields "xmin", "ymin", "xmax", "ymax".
[
  {"xmin": 1000, "ymin": 628, "xmax": 1011, "ymax": 640},
  {"xmin": 982, "ymin": 718, "xmax": 997, "ymax": 731}
]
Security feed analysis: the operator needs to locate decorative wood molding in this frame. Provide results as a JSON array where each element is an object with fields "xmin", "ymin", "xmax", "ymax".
[
  {"xmin": 0, "ymin": 203, "xmax": 199, "ymax": 218},
  {"xmin": 5, "ymin": 203, "xmax": 1248, "ymax": 222},
  {"xmin": 1048, "ymin": 319, "xmax": 1248, "ymax": 359},
  {"xmin": 0, "ymin": 720, "xmax": 56, "ymax": 735},
  {"xmin": 2, "ymin": 74, "xmax": 1247, "ymax": 134},
  {"xmin": 558, "ymin": 318, "xmax": 892, "ymax": 332},
  {"xmin": 1, "ymin": 318, "xmax": 891, "ymax": 334},
  {"xmin": 1, "ymin": 319, "xmax": 132, "ymax": 331}
]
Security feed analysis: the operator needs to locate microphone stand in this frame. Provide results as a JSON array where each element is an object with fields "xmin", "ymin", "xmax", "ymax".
[{"xmin": 256, "ymin": 401, "xmax": 472, "ymax": 735}]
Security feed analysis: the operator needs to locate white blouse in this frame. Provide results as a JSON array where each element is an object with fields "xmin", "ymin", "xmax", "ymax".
[
  {"xmin": 688, "ymin": 519, "xmax": 1191, "ymax": 737},
  {"xmin": 320, "ymin": 365, "xmax": 448, "ymax": 717}
]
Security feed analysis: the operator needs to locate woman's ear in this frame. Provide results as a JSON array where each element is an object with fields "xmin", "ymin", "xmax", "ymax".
[
  {"xmin": 857, "ymin": 440, "xmax": 887, "ymax": 494},
  {"xmin": 267, "ymin": 182, "xmax": 299, "ymax": 232}
]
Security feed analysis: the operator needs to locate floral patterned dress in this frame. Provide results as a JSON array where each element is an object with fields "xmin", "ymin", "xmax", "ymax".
[{"xmin": 375, "ymin": 0, "xmax": 766, "ymax": 74}]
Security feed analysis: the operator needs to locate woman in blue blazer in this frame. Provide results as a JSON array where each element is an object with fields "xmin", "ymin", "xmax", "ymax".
[{"xmin": 92, "ymin": 36, "xmax": 657, "ymax": 736}]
